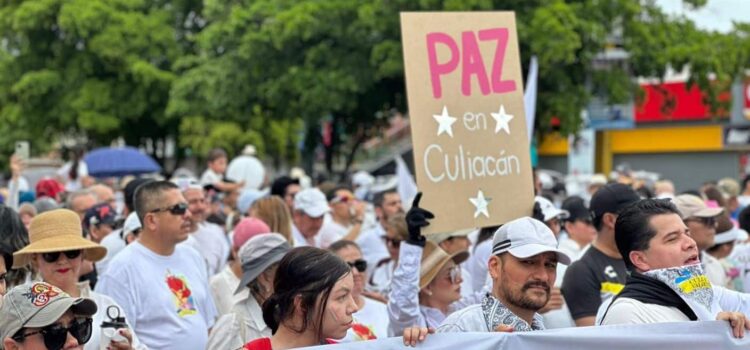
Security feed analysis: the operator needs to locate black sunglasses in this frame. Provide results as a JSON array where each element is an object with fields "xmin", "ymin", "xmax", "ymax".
[
  {"xmin": 149, "ymin": 202, "xmax": 189, "ymax": 216},
  {"xmin": 13, "ymin": 317, "xmax": 92, "ymax": 350},
  {"xmin": 347, "ymin": 259, "xmax": 367, "ymax": 273},
  {"xmin": 41, "ymin": 250, "xmax": 82, "ymax": 263}
]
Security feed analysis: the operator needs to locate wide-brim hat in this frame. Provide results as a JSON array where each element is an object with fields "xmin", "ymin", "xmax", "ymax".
[
  {"xmin": 419, "ymin": 241, "xmax": 469, "ymax": 289},
  {"xmin": 13, "ymin": 209, "xmax": 107, "ymax": 268}
]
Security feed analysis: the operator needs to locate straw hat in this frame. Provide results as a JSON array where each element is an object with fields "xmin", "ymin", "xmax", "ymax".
[
  {"xmin": 419, "ymin": 241, "xmax": 469, "ymax": 289},
  {"xmin": 13, "ymin": 209, "xmax": 107, "ymax": 268}
]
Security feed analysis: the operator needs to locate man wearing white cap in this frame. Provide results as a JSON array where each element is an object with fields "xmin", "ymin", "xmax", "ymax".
[
  {"xmin": 291, "ymin": 188, "xmax": 330, "ymax": 247},
  {"xmin": 534, "ymin": 196, "xmax": 569, "ymax": 237},
  {"xmin": 436, "ymin": 217, "xmax": 571, "ymax": 333}
]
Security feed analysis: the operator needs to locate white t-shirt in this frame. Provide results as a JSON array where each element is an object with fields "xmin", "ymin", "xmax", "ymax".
[
  {"xmin": 184, "ymin": 222, "xmax": 230, "ymax": 276},
  {"xmin": 292, "ymin": 224, "xmax": 322, "ymax": 248},
  {"xmin": 98, "ymin": 229, "xmax": 127, "ymax": 275},
  {"xmin": 96, "ymin": 241, "xmax": 218, "ymax": 350},
  {"xmin": 200, "ymin": 169, "xmax": 222, "ymax": 187},
  {"xmin": 600, "ymin": 297, "xmax": 690, "ymax": 325},
  {"xmin": 56, "ymin": 161, "xmax": 88, "ymax": 191},
  {"xmin": 356, "ymin": 224, "xmax": 390, "ymax": 275},
  {"xmin": 338, "ymin": 298, "xmax": 389, "ymax": 342},
  {"xmin": 317, "ymin": 214, "xmax": 351, "ymax": 249},
  {"xmin": 209, "ymin": 265, "xmax": 249, "ymax": 316}
]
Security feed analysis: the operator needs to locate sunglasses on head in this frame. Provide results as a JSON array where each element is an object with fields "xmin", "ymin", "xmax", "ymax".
[
  {"xmin": 41, "ymin": 250, "xmax": 82, "ymax": 263},
  {"xmin": 149, "ymin": 202, "xmax": 189, "ymax": 216},
  {"xmin": 13, "ymin": 317, "xmax": 92, "ymax": 350},
  {"xmin": 383, "ymin": 237, "xmax": 402, "ymax": 247},
  {"xmin": 347, "ymin": 259, "xmax": 367, "ymax": 273}
]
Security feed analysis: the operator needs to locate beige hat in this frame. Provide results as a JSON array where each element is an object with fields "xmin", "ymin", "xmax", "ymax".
[
  {"xmin": 427, "ymin": 228, "xmax": 475, "ymax": 244},
  {"xmin": 13, "ymin": 209, "xmax": 107, "ymax": 268},
  {"xmin": 672, "ymin": 194, "xmax": 724, "ymax": 220},
  {"xmin": 419, "ymin": 241, "xmax": 468, "ymax": 289},
  {"xmin": 717, "ymin": 178, "xmax": 741, "ymax": 198}
]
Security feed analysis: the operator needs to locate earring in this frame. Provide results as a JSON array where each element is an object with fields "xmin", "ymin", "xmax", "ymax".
[{"xmin": 425, "ymin": 290, "xmax": 433, "ymax": 296}]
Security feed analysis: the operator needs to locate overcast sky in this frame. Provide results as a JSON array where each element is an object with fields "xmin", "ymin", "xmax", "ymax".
[{"xmin": 655, "ymin": 0, "xmax": 750, "ymax": 32}]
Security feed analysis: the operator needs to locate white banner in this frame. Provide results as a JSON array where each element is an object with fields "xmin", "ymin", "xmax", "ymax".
[{"xmin": 307, "ymin": 321, "xmax": 748, "ymax": 349}]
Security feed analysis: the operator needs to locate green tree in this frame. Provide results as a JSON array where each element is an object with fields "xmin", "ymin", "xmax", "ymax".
[{"xmin": 0, "ymin": 0, "xmax": 201, "ymax": 164}]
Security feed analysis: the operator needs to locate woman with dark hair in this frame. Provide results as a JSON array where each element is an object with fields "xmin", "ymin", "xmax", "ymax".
[
  {"xmin": 56, "ymin": 147, "xmax": 89, "ymax": 192},
  {"xmin": 243, "ymin": 246, "xmax": 358, "ymax": 350},
  {"xmin": 0, "ymin": 204, "xmax": 30, "ymax": 289}
]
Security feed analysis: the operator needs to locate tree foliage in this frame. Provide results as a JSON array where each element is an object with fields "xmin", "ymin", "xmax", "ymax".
[{"xmin": 1, "ymin": 0, "xmax": 748, "ymax": 173}]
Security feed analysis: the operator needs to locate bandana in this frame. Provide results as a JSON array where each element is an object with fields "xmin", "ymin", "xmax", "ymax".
[
  {"xmin": 643, "ymin": 264, "xmax": 717, "ymax": 320},
  {"xmin": 481, "ymin": 293, "xmax": 544, "ymax": 332}
]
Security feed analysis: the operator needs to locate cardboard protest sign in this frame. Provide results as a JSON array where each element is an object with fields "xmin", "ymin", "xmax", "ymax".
[{"xmin": 400, "ymin": 12, "xmax": 534, "ymax": 234}]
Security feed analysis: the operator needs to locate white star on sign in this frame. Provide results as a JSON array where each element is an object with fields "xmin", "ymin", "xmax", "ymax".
[
  {"xmin": 433, "ymin": 106, "xmax": 457, "ymax": 137},
  {"xmin": 490, "ymin": 105, "xmax": 514, "ymax": 134},
  {"xmin": 469, "ymin": 190, "xmax": 491, "ymax": 219}
]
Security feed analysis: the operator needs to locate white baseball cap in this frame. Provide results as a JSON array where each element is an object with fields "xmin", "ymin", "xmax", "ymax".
[
  {"xmin": 492, "ymin": 217, "xmax": 571, "ymax": 265},
  {"xmin": 293, "ymin": 188, "xmax": 330, "ymax": 218},
  {"xmin": 535, "ymin": 196, "xmax": 569, "ymax": 222},
  {"xmin": 123, "ymin": 212, "xmax": 141, "ymax": 235}
]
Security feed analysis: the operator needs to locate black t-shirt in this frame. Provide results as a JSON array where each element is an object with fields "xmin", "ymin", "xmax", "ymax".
[{"xmin": 561, "ymin": 245, "xmax": 628, "ymax": 320}]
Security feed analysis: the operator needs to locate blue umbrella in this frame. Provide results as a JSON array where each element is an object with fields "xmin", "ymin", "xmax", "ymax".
[{"xmin": 84, "ymin": 146, "xmax": 161, "ymax": 177}]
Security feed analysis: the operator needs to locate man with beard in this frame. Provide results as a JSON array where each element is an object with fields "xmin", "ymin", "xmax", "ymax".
[
  {"xmin": 436, "ymin": 217, "xmax": 571, "ymax": 332},
  {"xmin": 599, "ymin": 199, "xmax": 750, "ymax": 338}
]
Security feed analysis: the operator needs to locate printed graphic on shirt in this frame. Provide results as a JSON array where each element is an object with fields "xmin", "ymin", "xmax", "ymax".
[
  {"xmin": 166, "ymin": 270, "xmax": 198, "ymax": 317},
  {"xmin": 350, "ymin": 323, "xmax": 377, "ymax": 341},
  {"xmin": 24, "ymin": 283, "xmax": 62, "ymax": 307},
  {"xmin": 599, "ymin": 265, "xmax": 624, "ymax": 299}
]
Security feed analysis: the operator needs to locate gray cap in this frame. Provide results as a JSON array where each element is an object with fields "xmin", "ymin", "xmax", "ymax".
[
  {"xmin": 235, "ymin": 233, "xmax": 291, "ymax": 294},
  {"xmin": 0, "ymin": 282, "xmax": 97, "ymax": 342}
]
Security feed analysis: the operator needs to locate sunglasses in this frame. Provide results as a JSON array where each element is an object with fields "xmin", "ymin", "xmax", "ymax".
[
  {"xmin": 347, "ymin": 259, "xmax": 367, "ymax": 273},
  {"xmin": 383, "ymin": 237, "xmax": 402, "ymax": 248},
  {"xmin": 13, "ymin": 317, "xmax": 92, "ymax": 350},
  {"xmin": 440, "ymin": 265, "xmax": 462, "ymax": 285},
  {"xmin": 330, "ymin": 195, "xmax": 354, "ymax": 204},
  {"xmin": 41, "ymin": 250, "xmax": 82, "ymax": 263},
  {"xmin": 687, "ymin": 216, "xmax": 717, "ymax": 228},
  {"xmin": 149, "ymin": 202, "xmax": 189, "ymax": 216}
]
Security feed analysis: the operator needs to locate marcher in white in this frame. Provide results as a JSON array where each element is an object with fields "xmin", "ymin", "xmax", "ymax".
[
  {"xmin": 210, "ymin": 217, "xmax": 271, "ymax": 316},
  {"xmin": 599, "ymin": 199, "xmax": 750, "ymax": 339},
  {"xmin": 436, "ymin": 217, "xmax": 571, "ymax": 333},
  {"xmin": 207, "ymin": 233, "xmax": 291, "ymax": 350},
  {"xmin": 291, "ymin": 188, "xmax": 330, "ymax": 247},
  {"xmin": 11, "ymin": 209, "xmax": 145, "ymax": 350},
  {"xmin": 97, "ymin": 181, "xmax": 217, "ymax": 350}
]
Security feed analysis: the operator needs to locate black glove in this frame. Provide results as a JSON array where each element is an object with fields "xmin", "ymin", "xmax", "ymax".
[
  {"xmin": 532, "ymin": 201, "xmax": 545, "ymax": 222},
  {"xmin": 405, "ymin": 192, "xmax": 434, "ymax": 247}
]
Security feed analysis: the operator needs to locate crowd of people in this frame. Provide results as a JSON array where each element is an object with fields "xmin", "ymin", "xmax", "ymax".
[{"xmin": 3, "ymin": 147, "xmax": 750, "ymax": 349}]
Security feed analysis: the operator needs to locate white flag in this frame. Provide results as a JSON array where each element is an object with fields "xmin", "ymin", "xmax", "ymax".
[
  {"xmin": 524, "ymin": 56, "xmax": 538, "ymax": 144},
  {"xmin": 395, "ymin": 155, "xmax": 417, "ymax": 209}
]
